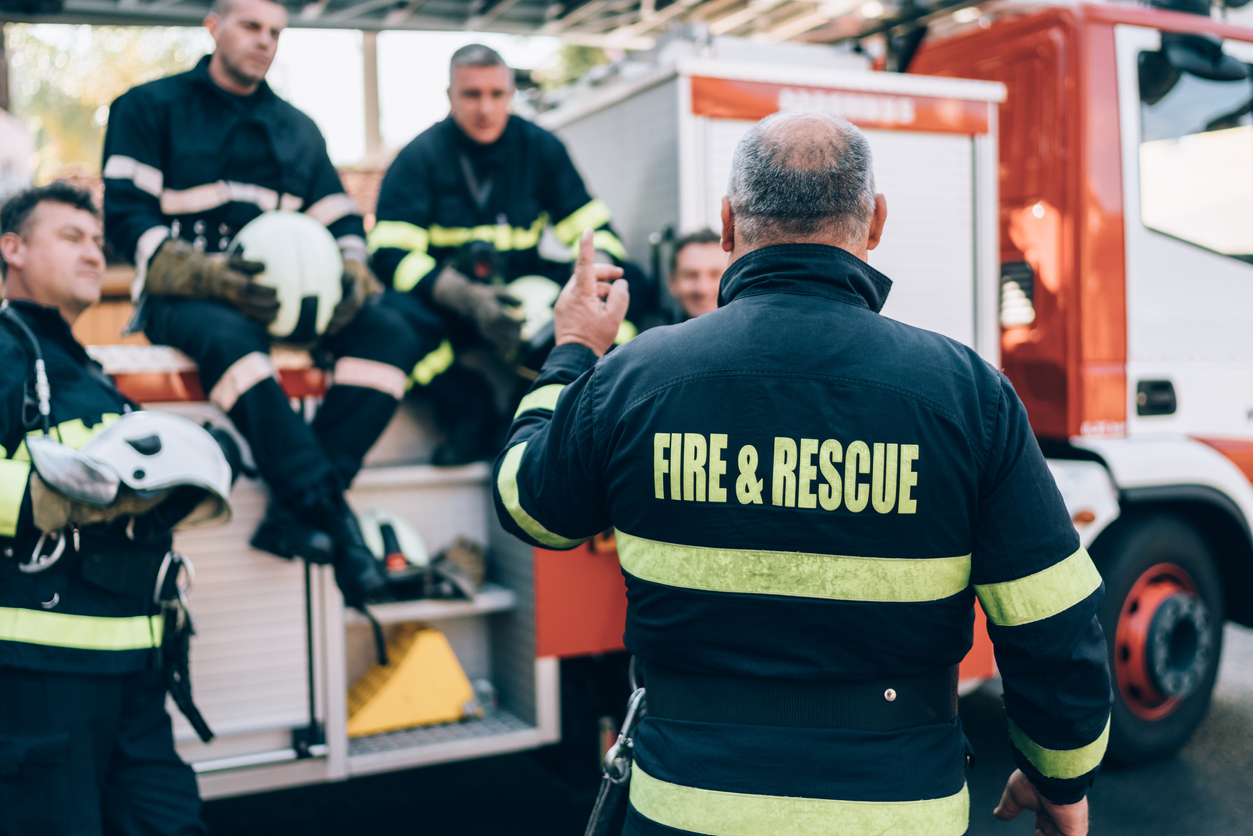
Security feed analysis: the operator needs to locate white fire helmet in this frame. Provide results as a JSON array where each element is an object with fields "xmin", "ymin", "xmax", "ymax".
[
  {"xmin": 506, "ymin": 275, "xmax": 562, "ymax": 341},
  {"xmin": 27, "ymin": 411, "xmax": 233, "ymax": 527},
  {"xmin": 357, "ymin": 509, "xmax": 428, "ymax": 574},
  {"xmin": 230, "ymin": 211, "xmax": 344, "ymax": 343}
]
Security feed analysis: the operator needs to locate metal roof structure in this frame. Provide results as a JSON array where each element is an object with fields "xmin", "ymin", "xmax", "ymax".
[{"xmin": 0, "ymin": 0, "xmax": 978, "ymax": 51}]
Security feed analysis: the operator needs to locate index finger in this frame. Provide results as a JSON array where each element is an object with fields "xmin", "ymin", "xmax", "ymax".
[{"xmin": 571, "ymin": 228, "xmax": 598, "ymax": 293}]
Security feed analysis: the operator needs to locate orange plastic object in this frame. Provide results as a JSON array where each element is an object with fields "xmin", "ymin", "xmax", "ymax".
[
  {"xmin": 960, "ymin": 602, "xmax": 996, "ymax": 684},
  {"xmin": 533, "ymin": 543, "xmax": 628, "ymax": 659}
]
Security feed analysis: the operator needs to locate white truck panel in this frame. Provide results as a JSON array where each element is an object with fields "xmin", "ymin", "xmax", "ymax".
[
  {"xmin": 1115, "ymin": 26, "xmax": 1253, "ymax": 441},
  {"xmin": 1076, "ymin": 435, "xmax": 1253, "ymax": 528}
]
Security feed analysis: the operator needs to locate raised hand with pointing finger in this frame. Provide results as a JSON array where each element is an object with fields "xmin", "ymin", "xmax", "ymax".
[{"xmin": 554, "ymin": 228, "xmax": 629, "ymax": 357}]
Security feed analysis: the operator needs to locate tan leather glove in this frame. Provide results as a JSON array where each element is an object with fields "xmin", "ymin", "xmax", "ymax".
[
  {"xmin": 30, "ymin": 473, "xmax": 170, "ymax": 535},
  {"xmin": 325, "ymin": 258, "xmax": 383, "ymax": 336},
  {"xmin": 145, "ymin": 238, "xmax": 280, "ymax": 324},
  {"xmin": 431, "ymin": 265, "xmax": 522, "ymax": 356}
]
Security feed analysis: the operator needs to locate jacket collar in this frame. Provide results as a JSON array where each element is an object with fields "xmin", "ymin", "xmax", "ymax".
[
  {"xmin": 189, "ymin": 55, "xmax": 275, "ymax": 109},
  {"xmin": 717, "ymin": 243, "xmax": 893, "ymax": 313},
  {"xmin": 6, "ymin": 300, "xmax": 91, "ymax": 362}
]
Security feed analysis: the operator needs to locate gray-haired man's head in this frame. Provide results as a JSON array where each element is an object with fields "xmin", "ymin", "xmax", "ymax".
[
  {"xmin": 450, "ymin": 43, "xmax": 508, "ymax": 75},
  {"xmin": 448, "ymin": 44, "xmax": 514, "ymax": 145},
  {"xmin": 725, "ymin": 112, "xmax": 881, "ymax": 252}
]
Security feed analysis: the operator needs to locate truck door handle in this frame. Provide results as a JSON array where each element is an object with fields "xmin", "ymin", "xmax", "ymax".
[{"xmin": 1136, "ymin": 380, "xmax": 1177, "ymax": 416}]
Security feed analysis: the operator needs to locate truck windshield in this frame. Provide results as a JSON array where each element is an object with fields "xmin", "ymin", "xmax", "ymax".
[{"xmin": 1139, "ymin": 56, "xmax": 1253, "ymax": 263}]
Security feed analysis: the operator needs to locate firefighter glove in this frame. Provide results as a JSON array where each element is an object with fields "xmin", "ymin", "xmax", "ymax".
[
  {"xmin": 30, "ymin": 472, "xmax": 171, "ymax": 535},
  {"xmin": 145, "ymin": 238, "xmax": 280, "ymax": 325},
  {"xmin": 325, "ymin": 257, "xmax": 383, "ymax": 336},
  {"xmin": 431, "ymin": 265, "xmax": 522, "ymax": 356}
]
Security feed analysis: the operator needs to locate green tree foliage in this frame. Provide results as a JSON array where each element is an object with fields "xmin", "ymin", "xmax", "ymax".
[
  {"xmin": 536, "ymin": 44, "xmax": 610, "ymax": 92},
  {"xmin": 5, "ymin": 24, "xmax": 210, "ymax": 180}
]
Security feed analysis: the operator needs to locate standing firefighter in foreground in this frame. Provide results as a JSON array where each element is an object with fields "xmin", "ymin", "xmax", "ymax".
[
  {"xmin": 0, "ymin": 184, "xmax": 234, "ymax": 835},
  {"xmin": 493, "ymin": 113, "xmax": 1113, "ymax": 836},
  {"xmin": 371, "ymin": 44, "xmax": 642, "ymax": 464},
  {"xmin": 102, "ymin": 0, "xmax": 422, "ymax": 613}
]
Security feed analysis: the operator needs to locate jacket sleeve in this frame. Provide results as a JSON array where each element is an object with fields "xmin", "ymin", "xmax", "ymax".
[
  {"xmin": 540, "ymin": 134, "xmax": 627, "ymax": 263},
  {"xmin": 0, "ymin": 336, "xmax": 33, "ymax": 540},
  {"xmin": 972, "ymin": 376, "xmax": 1113, "ymax": 804},
  {"xmin": 102, "ymin": 88, "xmax": 172, "ymax": 295},
  {"xmin": 491, "ymin": 343, "xmax": 612, "ymax": 549},
  {"xmin": 299, "ymin": 128, "xmax": 368, "ymax": 264},
  {"xmin": 368, "ymin": 148, "xmax": 439, "ymax": 299}
]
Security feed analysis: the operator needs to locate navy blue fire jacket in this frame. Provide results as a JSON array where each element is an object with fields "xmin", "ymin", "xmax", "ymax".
[
  {"xmin": 493, "ymin": 244, "xmax": 1112, "ymax": 834},
  {"xmin": 0, "ymin": 302, "xmax": 164, "ymax": 675},
  {"xmin": 103, "ymin": 55, "xmax": 365, "ymax": 300},
  {"xmin": 368, "ymin": 115, "xmax": 627, "ymax": 298}
]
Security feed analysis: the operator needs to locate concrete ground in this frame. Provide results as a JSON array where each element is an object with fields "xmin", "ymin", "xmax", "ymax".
[{"xmin": 204, "ymin": 624, "xmax": 1253, "ymax": 835}]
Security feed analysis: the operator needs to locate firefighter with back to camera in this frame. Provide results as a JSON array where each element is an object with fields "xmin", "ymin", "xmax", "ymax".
[
  {"xmin": 0, "ymin": 183, "xmax": 241, "ymax": 836},
  {"xmin": 493, "ymin": 112, "xmax": 1113, "ymax": 836},
  {"xmin": 102, "ymin": 0, "xmax": 424, "ymax": 620},
  {"xmin": 370, "ymin": 43, "xmax": 650, "ymax": 465}
]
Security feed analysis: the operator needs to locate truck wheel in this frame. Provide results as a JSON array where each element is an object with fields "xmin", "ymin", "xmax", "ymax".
[{"xmin": 1092, "ymin": 515, "xmax": 1224, "ymax": 764}]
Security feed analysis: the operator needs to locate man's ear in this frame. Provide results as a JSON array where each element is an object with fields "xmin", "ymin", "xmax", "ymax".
[
  {"xmin": 720, "ymin": 197, "xmax": 735, "ymax": 254},
  {"xmin": 866, "ymin": 193, "xmax": 888, "ymax": 252},
  {"xmin": 204, "ymin": 13, "xmax": 221, "ymax": 40},
  {"xmin": 0, "ymin": 232, "xmax": 24, "ymax": 274}
]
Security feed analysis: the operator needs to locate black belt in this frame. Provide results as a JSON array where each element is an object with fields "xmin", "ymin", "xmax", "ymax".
[{"xmin": 641, "ymin": 663, "xmax": 959, "ymax": 732}]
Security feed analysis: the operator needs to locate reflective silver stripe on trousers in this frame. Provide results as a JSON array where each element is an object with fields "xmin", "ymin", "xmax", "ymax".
[
  {"xmin": 332, "ymin": 357, "xmax": 407, "ymax": 399},
  {"xmin": 210, "ymin": 352, "xmax": 279, "ymax": 413}
]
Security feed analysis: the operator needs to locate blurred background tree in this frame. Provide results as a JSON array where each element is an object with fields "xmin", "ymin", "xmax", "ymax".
[
  {"xmin": 5, "ymin": 24, "xmax": 211, "ymax": 181},
  {"xmin": 536, "ymin": 44, "xmax": 610, "ymax": 92}
]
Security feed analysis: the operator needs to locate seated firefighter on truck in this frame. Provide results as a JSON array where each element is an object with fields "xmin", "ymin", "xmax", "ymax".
[
  {"xmin": 370, "ymin": 43, "xmax": 651, "ymax": 465},
  {"xmin": 102, "ymin": 0, "xmax": 423, "ymax": 620},
  {"xmin": 493, "ymin": 112, "xmax": 1113, "ymax": 836},
  {"xmin": 0, "ymin": 183, "xmax": 240, "ymax": 836}
]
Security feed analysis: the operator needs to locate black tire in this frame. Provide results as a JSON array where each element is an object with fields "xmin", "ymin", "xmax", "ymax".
[{"xmin": 1091, "ymin": 514, "xmax": 1224, "ymax": 765}]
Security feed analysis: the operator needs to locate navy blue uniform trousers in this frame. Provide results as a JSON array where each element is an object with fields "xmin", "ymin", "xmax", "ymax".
[{"xmin": 0, "ymin": 667, "xmax": 205, "ymax": 836}]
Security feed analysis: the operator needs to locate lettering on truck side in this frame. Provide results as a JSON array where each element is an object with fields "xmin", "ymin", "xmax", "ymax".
[{"xmin": 653, "ymin": 433, "xmax": 918, "ymax": 514}]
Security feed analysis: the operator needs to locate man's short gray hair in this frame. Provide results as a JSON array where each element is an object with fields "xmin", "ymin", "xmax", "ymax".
[
  {"xmin": 727, "ymin": 111, "xmax": 876, "ymax": 245},
  {"xmin": 451, "ymin": 44, "xmax": 509, "ymax": 75}
]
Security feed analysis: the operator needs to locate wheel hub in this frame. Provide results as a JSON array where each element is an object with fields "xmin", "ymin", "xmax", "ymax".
[
  {"xmin": 1146, "ymin": 592, "xmax": 1212, "ymax": 699},
  {"xmin": 1114, "ymin": 563, "xmax": 1209, "ymax": 720}
]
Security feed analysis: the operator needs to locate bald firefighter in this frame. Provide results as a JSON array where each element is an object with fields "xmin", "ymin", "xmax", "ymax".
[{"xmin": 493, "ymin": 113, "xmax": 1112, "ymax": 836}]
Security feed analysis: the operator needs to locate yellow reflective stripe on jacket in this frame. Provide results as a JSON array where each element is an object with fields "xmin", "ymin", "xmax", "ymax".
[
  {"xmin": 615, "ymin": 530, "xmax": 970, "ymax": 602},
  {"xmin": 13, "ymin": 414, "xmax": 124, "ymax": 461},
  {"xmin": 394, "ymin": 250, "xmax": 439, "ymax": 293},
  {"xmin": 408, "ymin": 339, "xmax": 454, "ymax": 389},
  {"xmin": 569, "ymin": 229, "xmax": 628, "ymax": 261},
  {"xmin": 553, "ymin": 199, "xmax": 612, "ymax": 244},
  {"xmin": 615, "ymin": 320, "xmax": 638, "ymax": 345},
  {"xmin": 974, "ymin": 547, "xmax": 1102, "ymax": 627},
  {"xmin": 428, "ymin": 216, "xmax": 546, "ymax": 252},
  {"xmin": 497, "ymin": 442, "xmax": 588, "ymax": 549},
  {"xmin": 367, "ymin": 220, "xmax": 429, "ymax": 254},
  {"xmin": 0, "ymin": 607, "xmax": 163, "ymax": 651},
  {"xmin": 0, "ymin": 459, "xmax": 31, "ymax": 538},
  {"xmin": 514, "ymin": 384, "xmax": 565, "ymax": 418},
  {"xmin": 629, "ymin": 765, "xmax": 970, "ymax": 836},
  {"xmin": 1008, "ymin": 717, "xmax": 1110, "ymax": 779}
]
